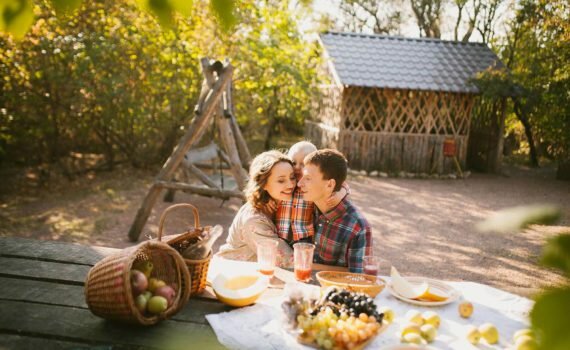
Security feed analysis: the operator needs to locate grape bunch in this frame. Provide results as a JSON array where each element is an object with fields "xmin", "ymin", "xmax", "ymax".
[{"xmin": 316, "ymin": 288, "xmax": 384, "ymax": 323}]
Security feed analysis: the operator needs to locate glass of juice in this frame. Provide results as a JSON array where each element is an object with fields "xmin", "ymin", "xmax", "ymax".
[
  {"xmin": 257, "ymin": 240, "xmax": 279, "ymax": 277},
  {"xmin": 363, "ymin": 256, "xmax": 380, "ymax": 276},
  {"xmin": 293, "ymin": 243, "xmax": 315, "ymax": 282}
]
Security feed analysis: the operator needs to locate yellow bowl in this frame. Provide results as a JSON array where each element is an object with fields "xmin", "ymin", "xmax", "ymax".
[{"xmin": 316, "ymin": 271, "xmax": 386, "ymax": 297}]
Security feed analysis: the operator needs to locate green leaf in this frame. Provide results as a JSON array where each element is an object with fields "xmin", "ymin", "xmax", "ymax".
[
  {"xmin": 51, "ymin": 0, "xmax": 83, "ymax": 16},
  {"xmin": 137, "ymin": 0, "xmax": 175, "ymax": 27},
  {"xmin": 541, "ymin": 234, "xmax": 570, "ymax": 277},
  {"xmin": 210, "ymin": 0, "xmax": 236, "ymax": 31},
  {"xmin": 531, "ymin": 287, "xmax": 570, "ymax": 350},
  {"xmin": 476, "ymin": 204, "xmax": 562, "ymax": 233},
  {"xmin": 0, "ymin": 0, "xmax": 34, "ymax": 39}
]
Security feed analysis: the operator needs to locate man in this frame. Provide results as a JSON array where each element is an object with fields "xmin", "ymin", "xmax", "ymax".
[{"xmin": 298, "ymin": 149, "xmax": 373, "ymax": 273}]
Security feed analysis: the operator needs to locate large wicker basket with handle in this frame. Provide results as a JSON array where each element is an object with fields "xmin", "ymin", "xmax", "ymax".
[
  {"xmin": 157, "ymin": 203, "xmax": 213, "ymax": 296},
  {"xmin": 85, "ymin": 240, "xmax": 191, "ymax": 325}
]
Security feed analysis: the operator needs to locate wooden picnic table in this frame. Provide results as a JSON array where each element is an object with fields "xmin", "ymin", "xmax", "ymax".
[{"xmin": 0, "ymin": 236, "xmax": 232, "ymax": 350}]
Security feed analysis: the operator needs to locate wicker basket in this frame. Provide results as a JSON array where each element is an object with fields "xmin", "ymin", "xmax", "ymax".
[
  {"xmin": 157, "ymin": 203, "xmax": 212, "ymax": 296},
  {"xmin": 85, "ymin": 240, "xmax": 191, "ymax": 325}
]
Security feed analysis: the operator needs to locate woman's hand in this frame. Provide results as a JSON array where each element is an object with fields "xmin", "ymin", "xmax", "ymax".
[{"xmin": 326, "ymin": 187, "xmax": 347, "ymax": 207}]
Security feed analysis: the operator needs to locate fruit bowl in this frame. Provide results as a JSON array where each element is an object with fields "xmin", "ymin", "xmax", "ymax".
[{"xmin": 316, "ymin": 271, "xmax": 386, "ymax": 297}]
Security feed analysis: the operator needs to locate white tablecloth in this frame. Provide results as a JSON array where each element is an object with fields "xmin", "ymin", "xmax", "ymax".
[{"xmin": 205, "ymin": 276, "xmax": 533, "ymax": 350}]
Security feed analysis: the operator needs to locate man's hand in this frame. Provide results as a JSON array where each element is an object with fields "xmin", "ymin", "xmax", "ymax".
[{"xmin": 261, "ymin": 199, "xmax": 278, "ymax": 217}]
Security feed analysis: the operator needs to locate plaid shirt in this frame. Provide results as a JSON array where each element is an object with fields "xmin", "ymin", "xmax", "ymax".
[
  {"xmin": 312, "ymin": 198, "xmax": 372, "ymax": 273},
  {"xmin": 276, "ymin": 188, "xmax": 314, "ymax": 243}
]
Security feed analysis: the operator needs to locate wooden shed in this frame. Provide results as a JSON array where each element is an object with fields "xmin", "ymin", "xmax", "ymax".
[{"xmin": 307, "ymin": 32, "xmax": 503, "ymax": 174}]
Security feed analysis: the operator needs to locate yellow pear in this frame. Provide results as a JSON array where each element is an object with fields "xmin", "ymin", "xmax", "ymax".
[
  {"xmin": 513, "ymin": 329, "xmax": 534, "ymax": 342},
  {"xmin": 406, "ymin": 309, "xmax": 424, "ymax": 325},
  {"xmin": 148, "ymin": 278, "xmax": 166, "ymax": 293},
  {"xmin": 378, "ymin": 306, "xmax": 395, "ymax": 324},
  {"xmin": 401, "ymin": 323, "xmax": 422, "ymax": 338},
  {"xmin": 466, "ymin": 325, "xmax": 481, "ymax": 344},
  {"xmin": 515, "ymin": 335, "xmax": 538, "ymax": 350},
  {"xmin": 423, "ymin": 311, "xmax": 440, "ymax": 328},
  {"xmin": 479, "ymin": 323, "xmax": 499, "ymax": 344},
  {"xmin": 402, "ymin": 333, "xmax": 425, "ymax": 345},
  {"xmin": 420, "ymin": 324, "xmax": 437, "ymax": 343}
]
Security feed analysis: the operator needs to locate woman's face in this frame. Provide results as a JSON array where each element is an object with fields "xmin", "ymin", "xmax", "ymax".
[{"xmin": 263, "ymin": 161, "xmax": 296, "ymax": 201}]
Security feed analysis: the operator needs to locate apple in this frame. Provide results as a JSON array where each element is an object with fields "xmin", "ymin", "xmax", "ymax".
[
  {"xmin": 479, "ymin": 323, "xmax": 499, "ymax": 344},
  {"xmin": 141, "ymin": 291, "xmax": 152, "ymax": 301},
  {"xmin": 154, "ymin": 285, "xmax": 176, "ymax": 306},
  {"xmin": 130, "ymin": 269, "xmax": 148, "ymax": 296},
  {"xmin": 459, "ymin": 301, "xmax": 474, "ymax": 318},
  {"xmin": 423, "ymin": 311, "xmax": 440, "ymax": 328},
  {"xmin": 147, "ymin": 296, "xmax": 168, "ymax": 314}
]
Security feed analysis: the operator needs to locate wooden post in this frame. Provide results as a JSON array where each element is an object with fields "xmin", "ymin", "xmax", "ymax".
[
  {"xmin": 128, "ymin": 62, "xmax": 234, "ymax": 241},
  {"xmin": 226, "ymin": 81, "xmax": 252, "ymax": 167},
  {"xmin": 216, "ymin": 114, "xmax": 249, "ymax": 190}
]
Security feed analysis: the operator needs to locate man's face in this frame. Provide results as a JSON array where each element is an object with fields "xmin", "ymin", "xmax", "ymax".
[{"xmin": 298, "ymin": 163, "xmax": 334, "ymax": 202}]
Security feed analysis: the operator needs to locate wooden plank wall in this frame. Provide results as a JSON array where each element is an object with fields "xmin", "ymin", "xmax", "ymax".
[
  {"xmin": 305, "ymin": 121, "xmax": 340, "ymax": 149},
  {"xmin": 338, "ymin": 131, "xmax": 468, "ymax": 174}
]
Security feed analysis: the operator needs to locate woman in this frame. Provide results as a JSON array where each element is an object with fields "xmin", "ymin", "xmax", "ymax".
[{"xmin": 216, "ymin": 150, "xmax": 296, "ymax": 267}]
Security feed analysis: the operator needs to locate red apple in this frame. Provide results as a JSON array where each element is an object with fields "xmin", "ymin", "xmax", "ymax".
[
  {"xmin": 154, "ymin": 285, "xmax": 176, "ymax": 306},
  {"xmin": 130, "ymin": 269, "xmax": 148, "ymax": 296}
]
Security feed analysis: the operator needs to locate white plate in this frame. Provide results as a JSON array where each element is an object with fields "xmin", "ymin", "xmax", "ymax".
[{"xmin": 387, "ymin": 276, "xmax": 460, "ymax": 307}]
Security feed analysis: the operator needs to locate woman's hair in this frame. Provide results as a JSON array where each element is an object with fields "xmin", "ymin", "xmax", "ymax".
[{"xmin": 245, "ymin": 150, "xmax": 293, "ymax": 210}]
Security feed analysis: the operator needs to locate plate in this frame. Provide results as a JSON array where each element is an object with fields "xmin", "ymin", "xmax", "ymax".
[{"xmin": 388, "ymin": 276, "xmax": 460, "ymax": 307}]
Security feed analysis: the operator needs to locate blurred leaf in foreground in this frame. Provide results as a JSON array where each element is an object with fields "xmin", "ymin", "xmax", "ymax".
[
  {"xmin": 531, "ymin": 287, "xmax": 570, "ymax": 350},
  {"xmin": 476, "ymin": 204, "xmax": 561, "ymax": 233},
  {"xmin": 0, "ymin": 0, "xmax": 34, "ymax": 39},
  {"xmin": 541, "ymin": 234, "xmax": 570, "ymax": 277}
]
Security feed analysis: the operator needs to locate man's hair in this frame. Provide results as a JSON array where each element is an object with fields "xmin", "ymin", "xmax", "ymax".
[
  {"xmin": 304, "ymin": 149, "xmax": 347, "ymax": 192},
  {"xmin": 287, "ymin": 141, "xmax": 317, "ymax": 158}
]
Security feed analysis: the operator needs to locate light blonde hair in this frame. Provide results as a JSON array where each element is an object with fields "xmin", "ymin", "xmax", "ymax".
[
  {"xmin": 287, "ymin": 141, "xmax": 317, "ymax": 158},
  {"xmin": 244, "ymin": 150, "xmax": 294, "ymax": 210}
]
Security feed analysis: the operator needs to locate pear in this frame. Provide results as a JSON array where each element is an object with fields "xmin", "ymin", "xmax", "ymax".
[
  {"xmin": 479, "ymin": 323, "xmax": 499, "ymax": 344},
  {"xmin": 515, "ymin": 335, "xmax": 538, "ymax": 350},
  {"xmin": 148, "ymin": 278, "xmax": 166, "ymax": 293},
  {"xmin": 401, "ymin": 323, "xmax": 421, "ymax": 338},
  {"xmin": 420, "ymin": 324, "xmax": 437, "ymax": 343},
  {"xmin": 513, "ymin": 329, "xmax": 534, "ymax": 342},
  {"xmin": 466, "ymin": 325, "xmax": 480, "ymax": 344},
  {"xmin": 378, "ymin": 306, "xmax": 395, "ymax": 324},
  {"xmin": 402, "ymin": 333, "xmax": 425, "ymax": 345},
  {"xmin": 406, "ymin": 309, "xmax": 424, "ymax": 325},
  {"xmin": 423, "ymin": 311, "xmax": 440, "ymax": 328}
]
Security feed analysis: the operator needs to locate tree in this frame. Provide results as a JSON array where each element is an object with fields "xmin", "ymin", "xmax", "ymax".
[
  {"xmin": 337, "ymin": 0, "xmax": 402, "ymax": 34},
  {"xmin": 409, "ymin": 0, "xmax": 442, "ymax": 38}
]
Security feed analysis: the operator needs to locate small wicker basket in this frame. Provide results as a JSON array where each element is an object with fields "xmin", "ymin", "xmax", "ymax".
[
  {"xmin": 157, "ymin": 203, "xmax": 212, "ymax": 296},
  {"xmin": 84, "ymin": 240, "xmax": 191, "ymax": 325}
]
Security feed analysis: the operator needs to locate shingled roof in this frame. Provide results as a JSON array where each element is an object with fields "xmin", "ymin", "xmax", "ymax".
[{"xmin": 319, "ymin": 31, "xmax": 503, "ymax": 94}]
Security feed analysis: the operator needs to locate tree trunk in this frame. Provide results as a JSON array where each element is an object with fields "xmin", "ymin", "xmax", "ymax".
[{"xmin": 512, "ymin": 96, "xmax": 539, "ymax": 167}]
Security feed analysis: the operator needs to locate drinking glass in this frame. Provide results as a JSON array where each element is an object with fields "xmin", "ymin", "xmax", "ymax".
[
  {"xmin": 363, "ymin": 256, "xmax": 380, "ymax": 276},
  {"xmin": 293, "ymin": 243, "xmax": 315, "ymax": 282},
  {"xmin": 257, "ymin": 240, "xmax": 279, "ymax": 277}
]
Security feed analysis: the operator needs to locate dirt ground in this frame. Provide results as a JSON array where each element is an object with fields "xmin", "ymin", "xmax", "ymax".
[{"xmin": 1, "ymin": 163, "xmax": 568, "ymax": 298}]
